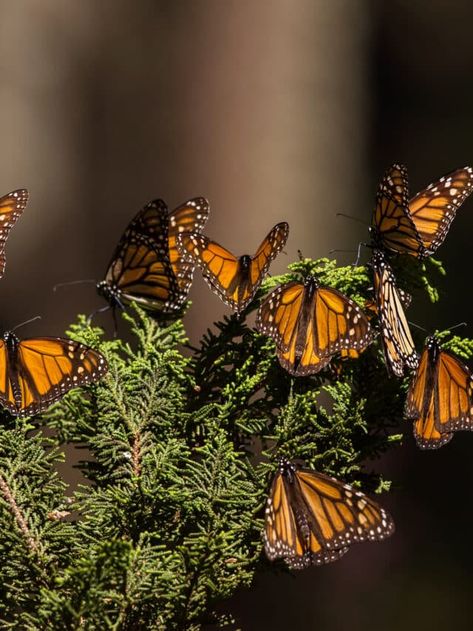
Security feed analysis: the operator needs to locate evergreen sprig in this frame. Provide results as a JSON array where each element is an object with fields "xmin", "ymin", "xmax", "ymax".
[{"xmin": 0, "ymin": 254, "xmax": 471, "ymax": 629}]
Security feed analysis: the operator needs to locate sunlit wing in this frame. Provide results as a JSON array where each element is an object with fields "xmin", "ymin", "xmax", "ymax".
[
  {"xmin": 167, "ymin": 198, "xmax": 210, "ymax": 295},
  {"xmin": 177, "ymin": 224, "xmax": 287, "ymax": 313},
  {"xmin": 372, "ymin": 164, "xmax": 424, "ymax": 256},
  {"xmin": 0, "ymin": 335, "xmax": 108, "ymax": 417},
  {"xmin": 0, "ymin": 189, "xmax": 28, "ymax": 279},
  {"xmin": 371, "ymin": 249, "xmax": 418, "ymax": 377},
  {"xmin": 257, "ymin": 279, "xmax": 372, "ymax": 376},
  {"xmin": 176, "ymin": 231, "xmax": 241, "ymax": 306},
  {"xmin": 249, "ymin": 222, "xmax": 289, "ymax": 286},
  {"xmin": 256, "ymin": 281, "xmax": 305, "ymax": 351},
  {"xmin": 409, "ymin": 166, "xmax": 473, "ymax": 254},
  {"xmin": 264, "ymin": 460, "xmax": 394, "ymax": 569},
  {"xmin": 406, "ymin": 337, "xmax": 473, "ymax": 449},
  {"xmin": 104, "ymin": 233, "xmax": 180, "ymax": 311}
]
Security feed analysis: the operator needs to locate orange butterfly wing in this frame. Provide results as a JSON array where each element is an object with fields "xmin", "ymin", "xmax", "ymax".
[
  {"xmin": 0, "ymin": 189, "xmax": 28, "ymax": 279},
  {"xmin": 406, "ymin": 337, "xmax": 473, "ymax": 449},
  {"xmin": 372, "ymin": 164, "xmax": 424, "ymax": 256},
  {"xmin": 177, "ymin": 223, "xmax": 288, "ymax": 313},
  {"xmin": 408, "ymin": 166, "xmax": 473, "ymax": 254},
  {"xmin": 0, "ymin": 335, "xmax": 108, "ymax": 417},
  {"xmin": 257, "ymin": 279, "xmax": 372, "ymax": 376},
  {"xmin": 264, "ymin": 460, "xmax": 394, "ymax": 569}
]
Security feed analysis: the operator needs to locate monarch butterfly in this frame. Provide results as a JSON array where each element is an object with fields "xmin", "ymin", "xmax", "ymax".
[
  {"xmin": 264, "ymin": 459, "xmax": 395, "ymax": 569},
  {"xmin": 0, "ymin": 189, "xmax": 28, "ymax": 279},
  {"xmin": 97, "ymin": 197, "xmax": 209, "ymax": 313},
  {"xmin": 371, "ymin": 163, "xmax": 473, "ymax": 257},
  {"xmin": 371, "ymin": 249, "xmax": 418, "ymax": 377},
  {"xmin": 0, "ymin": 332, "xmax": 108, "ymax": 417},
  {"xmin": 256, "ymin": 276, "xmax": 372, "ymax": 376},
  {"xmin": 405, "ymin": 335, "xmax": 473, "ymax": 449},
  {"xmin": 176, "ymin": 223, "xmax": 289, "ymax": 314}
]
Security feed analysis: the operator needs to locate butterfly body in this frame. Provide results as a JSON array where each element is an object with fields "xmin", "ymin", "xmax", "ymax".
[
  {"xmin": 256, "ymin": 276, "xmax": 372, "ymax": 376},
  {"xmin": 264, "ymin": 459, "xmax": 394, "ymax": 569},
  {"xmin": 405, "ymin": 335, "xmax": 473, "ymax": 449},
  {"xmin": 371, "ymin": 248, "xmax": 418, "ymax": 377},
  {"xmin": 99, "ymin": 197, "xmax": 209, "ymax": 314},
  {"xmin": 177, "ymin": 222, "xmax": 289, "ymax": 314},
  {"xmin": 0, "ymin": 332, "xmax": 108, "ymax": 417}
]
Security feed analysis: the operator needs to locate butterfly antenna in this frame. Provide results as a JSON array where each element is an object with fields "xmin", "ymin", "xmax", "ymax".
[
  {"xmin": 336, "ymin": 212, "xmax": 370, "ymax": 226},
  {"xmin": 11, "ymin": 315, "xmax": 42, "ymax": 333},
  {"xmin": 444, "ymin": 322, "xmax": 468, "ymax": 335},
  {"xmin": 297, "ymin": 249, "xmax": 305, "ymax": 262},
  {"xmin": 87, "ymin": 304, "xmax": 111, "ymax": 325},
  {"xmin": 53, "ymin": 279, "xmax": 96, "ymax": 292},
  {"xmin": 408, "ymin": 321, "xmax": 428, "ymax": 333}
]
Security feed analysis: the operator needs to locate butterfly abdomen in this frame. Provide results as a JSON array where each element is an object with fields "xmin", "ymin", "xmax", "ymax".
[{"xmin": 4, "ymin": 332, "xmax": 23, "ymax": 410}]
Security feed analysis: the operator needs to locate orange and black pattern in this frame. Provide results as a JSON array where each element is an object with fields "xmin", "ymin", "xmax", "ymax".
[
  {"xmin": 0, "ymin": 332, "xmax": 108, "ymax": 417},
  {"xmin": 256, "ymin": 276, "xmax": 372, "ymax": 376},
  {"xmin": 264, "ymin": 459, "xmax": 395, "ymax": 569},
  {"xmin": 98, "ymin": 197, "xmax": 209, "ymax": 313},
  {"xmin": 176, "ymin": 222, "xmax": 289, "ymax": 314},
  {"xmin": 371, "ymin": 163, "xmax": 473, "ymax": 257},
  {"xmin": 371, "ymin": 249, "xmax": 418, "ymax": 377},
  {"xmin": 0, "ymin": 189, "xmax": 28, "ymax": 279},
  {"xmin": 405, "ymin": 335, "xmax": 473, "ymax": 449}
]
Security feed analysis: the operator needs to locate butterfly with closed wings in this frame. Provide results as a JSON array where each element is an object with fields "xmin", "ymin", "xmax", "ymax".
[
  {"xmin": 264, "ymin": 459, "xmax": 395, "ymax": 569},
  {"xmin": 176, "ymin": 222, "xmax": 289, "ymax": 314},
  {"xmin": 405, "ymin": 335, "xmax": 473, "ymax": 449},
  {"xmin": 256, "ymin": 276, "xmax": 372, "ymax": 376},
  {"xmin": 371, "ymin": 248, "xmax": 418, "ymax": 378},
  {"xmin": 97, "ymin": 197, "xmax": 209, "ymax": 314},
  {"xmin": 0, "ymin": 331, "xmax": 108, "ymax": 417},
  {"xmin": 371, "ymin": 163, "xmax": 473, "ymax": 257}
]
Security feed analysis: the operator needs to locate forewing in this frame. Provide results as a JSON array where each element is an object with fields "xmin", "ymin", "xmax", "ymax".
[
  {"xmin": 0, "ymin": 189, "xmax": 28, "ymax": 278},
  {"xmin": 373, "ymin": 164, "xmax": 424, "ymax": 256},
  {"xmin": 434, "ymin": 350, "xmax": 473, "ymax": 433},
  {"xmin": 256, "ymin": 281, "xmax": 305, "ymax": 352},
  {"xmin": 372, "ymin": 251, "xmax": 418, "ymax": 377},
  {"xmin": 106, "ymin": 232, "xmax": 182, "ymax": 311},
  {"xmin": 409, "ymin": 166, "xmax": 473, "ymax": 254},
  {"xmin": 249, "ymin": 222, "xmax": 289, "ymax": 287},
  {"xmin": 15, "ymin": 338, "xmax": 108, "ymax": 416},
  {"xmin": 176, "ymin": 232, "xmax": 241, "ymax": 310},
  {"xmin": 168, "ymin": 197, "xmax": 210, "ymax": 294},
  {"xmin": 313, "ymin": 287, "xmax": 372, "ymax": 357}
]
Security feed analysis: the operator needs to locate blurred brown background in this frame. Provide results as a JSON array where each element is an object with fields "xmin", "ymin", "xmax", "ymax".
[{"xmin": 1, "ymin": 1, "xmax": 473, "ymax": 629}]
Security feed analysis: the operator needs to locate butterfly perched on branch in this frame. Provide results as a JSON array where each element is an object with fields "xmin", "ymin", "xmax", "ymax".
[
  {"xmin": 0, "ymin": 189, "xmax": 28, "ymax": 279},
  {"xmin": 176, "ymin": 222, "xmax": 289, "ymax": 314},
  {"xmin": 371, "ymin": 163, "xmax": 473, "ymax": 257},
  {"xmin": 0, "ymin": 332, "xmax": 107, "ymax": 417},
  {"xmin": 256, "ymin": 276, "xmax": 372, "ymax": 376},
  {"xmin": 97, "ymin": 197, "xmax": 209, "ymax": 314},
  {"xmin": 370, "ymin": 249, "xmax": 418, "ymax": 378},
  {"xmin": 405, "ymin": 335, "xmax": 473, "ymax": 449},
  {"xmin": 264, "ymin": 459, "xmax": 395, "ymax": 569}
]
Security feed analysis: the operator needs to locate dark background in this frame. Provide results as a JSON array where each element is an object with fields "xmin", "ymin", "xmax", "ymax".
[{"xmin": 2, "ymin": 2, "xmax": 473, "ymax": 629}]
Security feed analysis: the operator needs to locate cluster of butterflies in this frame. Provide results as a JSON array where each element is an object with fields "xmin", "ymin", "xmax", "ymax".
[{"xmin": 0, "ymin": 162, "xmax": 471, "ymax": 570}]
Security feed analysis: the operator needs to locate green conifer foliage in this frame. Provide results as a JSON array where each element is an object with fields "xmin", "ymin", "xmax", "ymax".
[{"xmin": 0, "ymin": 256, "xmax": 470, "ymax": 629}]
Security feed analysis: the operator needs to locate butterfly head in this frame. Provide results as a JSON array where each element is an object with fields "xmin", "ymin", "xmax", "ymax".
[
  {"xmin": 3, "ymin": 330, "xmax": 19, "ymax": 348},
  {"xmin": 96, "ymin": 280, "xmax": 125, "ymax": 310},
  {"xmin": 426, "ymin": 334, "xmax": 441, "ymax": 360},
  {"xmin": 239, "ymin": 254, "xmax": 252, "ymax": 271},
  {"xmin": 278, "ymin": 457, "xmax": 297, "ymax": 481}
]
